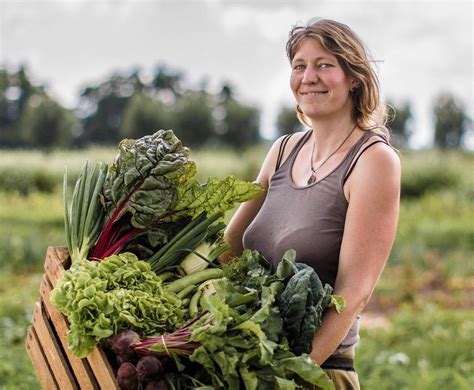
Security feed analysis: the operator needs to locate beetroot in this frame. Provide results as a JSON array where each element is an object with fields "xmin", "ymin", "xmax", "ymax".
[
  {"xmin": 136, "ymin": 355, "xmax": 163, "ymax": 382},
  {"xmin": 110, "ymin": 330, "xmax": 140, "ymax": 363},
  {"xmin": 144, "ymin": 379, "xmax": 169, "ymax": 390},
  {"xmin": 117, "ymin": 362, "xmax": 138, "ymax": 390}
]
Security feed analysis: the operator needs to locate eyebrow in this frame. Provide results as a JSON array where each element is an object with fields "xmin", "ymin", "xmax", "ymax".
[{"xmin": 291, "ymin": 56, "xmax": 334, "ymax": 64}]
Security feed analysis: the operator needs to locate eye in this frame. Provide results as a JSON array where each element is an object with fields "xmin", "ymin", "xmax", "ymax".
[
  {"xmin": 292, "ymin": 64, "xmax": 305, "ymax": 71},
  {"xmin": 319, "ymin": 63, "xmax": 333, "ymax": 69}
]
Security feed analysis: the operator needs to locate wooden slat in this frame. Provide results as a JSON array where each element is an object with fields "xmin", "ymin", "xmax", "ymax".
[
  {"xmin": 48, "ymin": 246, "xmax": 70, "ymax": 268},
  {"xmin": 87, "ymin": 348, "xmax": 119, "ymax": 390},
  {"xmin": 44, "ymin": 251, "xmax": 64, "ymax": 287},
  {"xmin": 32, "ymin": 302, "xmax": 78, "ymax": 390},
  {"xmin": 40, "ymin": 275, "xmax": 99, "ymax": 390},
  {"xmin": 25, "ymin": 326, "xmax": 59, "ymax": 390},
  {"xmin": 44, "ymin": 246, "xmax": 69, "ymax": 286},
  {"xmin": 39, "ymin": 246, "xmax": 118, "ymax": 389}
]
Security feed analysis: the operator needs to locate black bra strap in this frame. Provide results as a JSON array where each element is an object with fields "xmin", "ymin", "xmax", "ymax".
[
  {"xmin": 343, "ymin": 138, "xmax": 390, "ymax": 185},
  {"xmin": 275, "ymin": 133, "xmax": 293, "ymax": 171}
]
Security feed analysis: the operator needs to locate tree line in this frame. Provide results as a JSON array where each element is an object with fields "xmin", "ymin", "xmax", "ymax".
[{"xmin": 0, "ymin": 65, "xmax": 471, "ymax": 149}]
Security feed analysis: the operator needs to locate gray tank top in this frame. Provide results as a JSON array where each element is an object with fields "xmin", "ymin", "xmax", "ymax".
[{"xmin": 242, "ymin": 129, "xmax": 389, "ymax": 354}]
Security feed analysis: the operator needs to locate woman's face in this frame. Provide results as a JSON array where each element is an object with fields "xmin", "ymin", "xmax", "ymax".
[{"xmin": 290, "ymin": 38, "xmax": 356, "ymax": 121}]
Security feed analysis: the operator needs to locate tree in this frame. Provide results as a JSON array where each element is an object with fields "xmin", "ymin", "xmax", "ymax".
[
  {"xmin": 0, "ymin": 66, "xmax": 44, "ymax": 147},
  {"xmin": 172, "ymin": 92, "xmax": 215, "ymax": 147},
  {"xmin": 20, "ymin": 94, "xmax": 77, "ymax": 149},
  {"xmin": 120, "ymin": 93, "xmax": 173, "ymax": 139},
  {"xmin": 433, "ymin": 93, "xmax": 470, "ymax": 149},
  {"xmin": 217, "ymin": 98, "xmax": 260, "ymax": 148},
  {"xmin": 152, "ymin": 64, "xmax": 183, "ymax": 96},
  {"xmin": 386, "ymin": 100, "xmax": 413, "ymax": 148},
  {"xmin": 77, "ymin": 71, "xmax": 144, "ymax": 145},
  {"xmin": 218, "ymin": 82, "xmax": 234, "ymax": 103},
  {"xmin": 77, "ymin": 67, "xmax": 187, "ymax": 145},
  {"xmin": 275, "ymin": 105, "xmax": 303, "ymax": 138}
]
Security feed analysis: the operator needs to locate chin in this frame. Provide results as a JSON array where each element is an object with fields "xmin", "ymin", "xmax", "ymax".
[{"xmin": 302, "ymin": 109, "xmax": 328, "ymax": 119}]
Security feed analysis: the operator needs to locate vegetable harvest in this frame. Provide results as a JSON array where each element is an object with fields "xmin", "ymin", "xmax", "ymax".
[
  {"xmin": 126, "ymin": 249, "xmax": 342, "ymax": 390},
  {"xmin": 52, "ymin": 129, "xmax": 345, "ymax": 389},
  {"xmin": 63, "ymin": 129, "xmax": 262, "ymax": 265}
]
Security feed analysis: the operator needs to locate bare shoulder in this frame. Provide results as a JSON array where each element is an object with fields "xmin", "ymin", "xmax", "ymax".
[
  {"xmin": 359, "ymin": 139, "xmax": 400, "ymax": 169},
  {"xmin": 346, "ymin": 141, "xmax": 401, "ymax": 201}
]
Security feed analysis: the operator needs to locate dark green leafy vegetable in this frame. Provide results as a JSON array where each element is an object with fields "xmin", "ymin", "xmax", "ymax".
[
  {"xmin": 223, "ymin": 248, "xmax": 345, "ymax": 356},
  {"xmin": 276, "ymin": 250, "xmax": 342, "ymax": 355},
  {"xmin": 130, "ymin": 262, "xmax": 335, "ymax": 389},
  {"xmin": 89, "ymin": 129, "xmax": 263, "ymax": 260},
  {"xmin": 191, "ymin": 279, "xmax": 333, "ymax": 389},
  {"xmin": 103, "ymin": 130, "xmax": 195, "ymax": 229}
]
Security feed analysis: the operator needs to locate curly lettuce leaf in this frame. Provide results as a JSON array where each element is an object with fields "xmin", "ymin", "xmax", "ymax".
[{"xmin": 50, "ymin": 252, "xmax": 183, "ymax": 358}]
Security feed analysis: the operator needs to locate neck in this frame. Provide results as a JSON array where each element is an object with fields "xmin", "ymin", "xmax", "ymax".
[{"xmin": 309, "ymin": 116, "xmax": 357, "ymax": 160}]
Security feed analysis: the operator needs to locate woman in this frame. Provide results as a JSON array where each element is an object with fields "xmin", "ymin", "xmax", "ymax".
[{"xmin": 222, "ymin": 18, "xmax": 400, "ymax": 389}]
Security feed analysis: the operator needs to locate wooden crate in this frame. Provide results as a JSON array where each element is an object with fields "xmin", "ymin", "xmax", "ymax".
[{"xmin": 25, "ymin": 247, "xmax": 119, "ymax": 390}]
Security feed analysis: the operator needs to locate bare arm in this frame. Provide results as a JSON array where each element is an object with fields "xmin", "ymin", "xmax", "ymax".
[{"xmin": 309, "ymin": 143, "xmax": 401, "ymax": 364}]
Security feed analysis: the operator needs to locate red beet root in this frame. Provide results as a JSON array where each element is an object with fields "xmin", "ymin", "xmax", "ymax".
[
  {"xmin": 136, "ymin": 355, "xmax": 163, "ymax": 382},
  {"xmin": 144, "ymin": 379, "xmax": 169, "ymax": 390},
  {"xmin": 117, "ymin": 362, "xmax": 138, "ymax": 390},
  {"xmin": 110, "ymin": 330, "xmax": 140, "ymax": 363}
]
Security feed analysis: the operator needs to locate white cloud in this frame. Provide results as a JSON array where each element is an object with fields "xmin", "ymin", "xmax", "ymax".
[
  {"xmin": 1, "ymin": 0, "xmax": 472, "ymax": 147},
  {"xmin": 218, "ymin": 4, "xmax": 299, "ymax": 43}
]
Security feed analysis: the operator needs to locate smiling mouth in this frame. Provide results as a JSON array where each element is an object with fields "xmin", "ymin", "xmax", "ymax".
[{"xmin": 300, "ymin": 91, "xmax": 329, "ymax": 95}]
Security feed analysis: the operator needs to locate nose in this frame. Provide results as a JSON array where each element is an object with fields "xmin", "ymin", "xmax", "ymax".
[{"xmin": 301, "ymin": 66, "xmax": 319, "ymax": 84}]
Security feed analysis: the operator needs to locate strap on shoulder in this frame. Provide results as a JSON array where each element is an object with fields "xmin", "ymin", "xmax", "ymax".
[
  {"xmin": 343, "ymin": 135, "xmax": 391, "ymax": 185},
  {"xmin": 275, "ymin": 133, "xmax": 293, "ymax": 171}
]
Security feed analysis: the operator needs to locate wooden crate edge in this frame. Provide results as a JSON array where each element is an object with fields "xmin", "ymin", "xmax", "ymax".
[
  {"xmin": 25, "ymin": 326, "xmax": 59, "ymax": 390},
  {"xmin": 40, "ymin": 275, "xmax": 99, "ymax": 390},
  {"xmin": 41, "ymin": 246, "xmax": 119, "ymax": 389},
  {"xmin": 32, "ymin": 301, "xmax": 78, "ymax": 390}
]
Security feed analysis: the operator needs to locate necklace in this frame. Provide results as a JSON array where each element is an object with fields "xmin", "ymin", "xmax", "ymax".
[{"xmin": 307, "ymin": 124, "xmax": 358, "ymax": 185}]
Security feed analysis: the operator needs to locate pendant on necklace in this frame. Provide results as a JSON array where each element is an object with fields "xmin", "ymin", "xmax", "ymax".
[{"xmin": 307, "ymin": 173, "xmax": 317, "ymax": 185}]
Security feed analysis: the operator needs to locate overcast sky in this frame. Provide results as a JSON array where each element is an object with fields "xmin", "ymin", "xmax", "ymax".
[{"xmin": 1, "ymin": 0, "xmax": 472, "ymax": 147}]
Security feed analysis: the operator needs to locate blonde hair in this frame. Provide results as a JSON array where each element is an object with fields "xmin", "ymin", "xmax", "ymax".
[{"xmin": 287, "ymin": 18, "xmax": 391, "ymax": 141}]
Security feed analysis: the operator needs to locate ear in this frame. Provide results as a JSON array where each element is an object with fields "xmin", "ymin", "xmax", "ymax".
[{"xmin": 351, "ymin": 80, "xmax": 360, "ymax": 89}]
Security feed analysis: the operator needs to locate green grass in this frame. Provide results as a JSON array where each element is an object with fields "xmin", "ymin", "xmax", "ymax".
[
  {"xmin": 0, "ymin": 192, "xmax": 65, "ymax": 272},
  {"xmin": 0, "ymin": 272, "xmax": 42, "ymax": 389},
  {"xmin": 0, "ymin": 147, "xmax": 472, "ymax": 388},
  {"xmin": 356, "ymin": 303, "xmax": 474, "ymax": 389}
]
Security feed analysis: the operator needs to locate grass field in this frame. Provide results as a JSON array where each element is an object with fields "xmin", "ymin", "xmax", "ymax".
[{"xmin": 0, "ymin": 146, "xmax": 473, "ymax": 389}]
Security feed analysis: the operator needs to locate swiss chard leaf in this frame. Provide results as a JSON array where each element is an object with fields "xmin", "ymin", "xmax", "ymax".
[
  {"xmin": 103, "ymin": 129, "xmax": 196, "ymax": 228},
  {"xmin": 174, "ymin": 176, "xmax": 264, "ymax": 219},
  {"xmin": 274, "ymin": 355, "xmax": 335, "ymax": 390}
]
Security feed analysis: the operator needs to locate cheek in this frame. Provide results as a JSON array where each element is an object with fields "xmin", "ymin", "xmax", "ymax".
[{"xmin": 329, "ymin": 73, "xmax": 352, "ymax": 89}]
